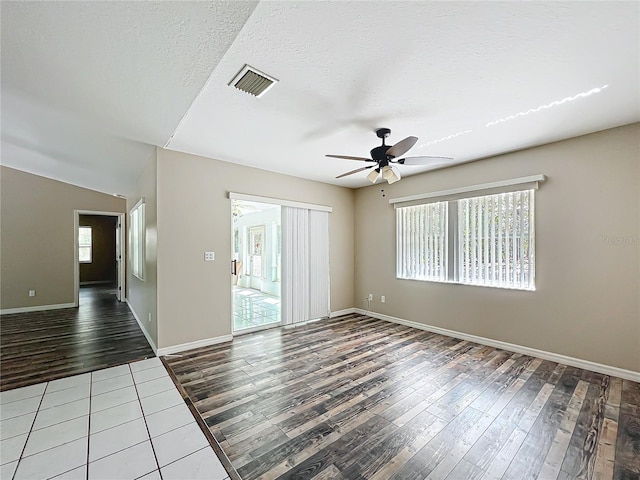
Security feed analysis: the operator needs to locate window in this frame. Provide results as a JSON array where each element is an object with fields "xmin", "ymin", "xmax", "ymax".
[
  {"xmin": 78, "ymin": 227, "xmax": 92, "ymax": 263},
  {"xmin": 130, "ymin": 200, "xmax": 145, "ymax": 280},
  {"xmin": 397, "ymin": 202, "xmax": 448, "ymax": 281},
  {"xmin": 459, "ymin": 190, "xmax": 535, "ymax": 290},
  {"xmin": 394, "ymin": 176, "xmax": 541, "ymax": 291}
]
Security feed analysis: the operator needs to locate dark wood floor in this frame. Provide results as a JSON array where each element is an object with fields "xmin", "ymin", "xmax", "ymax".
[
  {"xmin": 0, "ymin": 285, "xmax": 155, "ymax": 391},
  {"xmin": 165, "ymin": 314, "xmax": 640, "ymax": 480}
]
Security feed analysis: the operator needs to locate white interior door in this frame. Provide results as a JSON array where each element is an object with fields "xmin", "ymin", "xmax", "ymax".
[{"xmin": 249, "ymin": 225, "xmax": 264, "ymax": 290}]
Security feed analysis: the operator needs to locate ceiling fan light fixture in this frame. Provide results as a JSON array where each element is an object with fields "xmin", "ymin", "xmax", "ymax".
[
  {"xmin": 367, "ymin": 169, "xmax": 379, "ymax": 183},
  {"xmin": 381, "ymin": 165, "xmax": 393, "ymax": 180}
]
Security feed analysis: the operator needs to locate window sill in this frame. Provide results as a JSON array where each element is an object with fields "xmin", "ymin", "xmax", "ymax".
[{"xmin": 397, "ymin": 276, "xmax": 535, "ymax": 292}]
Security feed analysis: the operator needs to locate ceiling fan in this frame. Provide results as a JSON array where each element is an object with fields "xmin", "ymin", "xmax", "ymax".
[{"xmin": 327, "ymin": 128, "xmax": 453, "ymax": 184}]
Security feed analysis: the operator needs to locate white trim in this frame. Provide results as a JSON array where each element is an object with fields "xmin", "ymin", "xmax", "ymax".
[
  {"xmin": 74, "ymin": 210, "xmax": 126, "ymax": 306},
  {"xmin": 125, "ymin": 299, "xmax": 157, "ymax": 354},
  {"xmin": 157, "ymin": 335, "xmax": 234, "ymax": 356},
  {"xmin": 1, "ymin": 303, "xmax": 75, "ymax": 315},
  {"xmin": 389, "ymin": 174, "xmax": 546, "ymax": 206},
  {"xmin": 355, "ymin": 309, "xmax": 640, "ymax": 383},
  {"xmin": 229, "ymin": 192, "xmax": 332, "ymax": 213},
  {"xmin": 330, "ymin": 308, "xmax": 356, "ymax": 318}
]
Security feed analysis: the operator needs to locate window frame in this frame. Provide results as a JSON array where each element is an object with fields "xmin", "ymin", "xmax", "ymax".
[
  {"xmin": 392, "ymin": 175, "xmax": 543, "ymax": 292},
  {"xmin": 78, "ymin": 226, "xmax": 92, "ymax": 264},
  {"xmin": 130, "ymin": 199, "xmax": 145, "ymax": 281}
]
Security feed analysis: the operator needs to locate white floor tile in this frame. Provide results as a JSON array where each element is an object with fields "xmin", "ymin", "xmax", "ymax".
[
  {"xmin": 33, "ymin": 397, "xmax": 89, "ymax": 431},
  {"xmin": 91, "ymin": 364, "xmax": 131, "ymax": 383},
  {"xmin": 40, "ymin": 383, "xmax": 90, "ymax": 410},
  {"xmin": 89, "ymin": 417, "xmax": 149, "ymax": 462},
  {"xmin": 47, "ymin": 373, "xmax": 91, "ymax": 393},
  {"xmin": 0, "ymin": 460, "xmax": 18, "ymax": 480},
  {"xmin": 88, "ymin": 440, "xmax": 156, "ymax": 480},
  {"xmin": 24, "ymin": 415, "xmax": 88, "ymax": 457},
  {"xmin": 50, "ymin": 465, "xmax": 87, "ymax": 479},
  {"xmin": 132, "ymin": 365, "xmax": 168, "ymax": 385},
  {"xmin": 1, "ymin": 433, "xmax": 28, "ymax": 465},
  {"xmin": 161, "ymin": 446, "xmax": 228, "ymax": 480},
  {"xmin": 152, "ymin": 422, "xmax": 208, "ymax": 467},
  {"xmin": 0, "ymin": 384, "xmax": 46, "ymax": 405},
  {"xmin": 91, "ymin": 385, "xmax": 138, "ymax": 413},
  {"xmin": 14, "ymin": 437, "xmax": 87, "ymax": 480},
  {"xmin": 139, "ymin": 388, "xmax": 183, "ymax": 416},
  {"xmin": 129, "ymin": 357, "xmax": 162, "ymax": 373},
  {"xmin": 135, "ymin": 376, "xmax": 175, "ymax": 398},
  {"xmin": 145, "ymin": 403, "xmax": 194, "ymax": 438},
  {"xmin": 91, "ymin": 373, "xmax": 134, "ymax": 396},
  {"xmin": 0, "ymin": 412, "xmax": 36, "ymax": 440},
  {"xmin": 136, "ymin": 469, "xmax": 161, "ymax": 480},
  {"xmin": 0, "ymin": 396, "xmax": 42, "ymax": 421},
  {"xmin": 90, "ymin": 400, "xmax": 143, "ymax": 434}
]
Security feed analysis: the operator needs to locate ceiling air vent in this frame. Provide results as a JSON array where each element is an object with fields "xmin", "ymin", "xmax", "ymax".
[{"xmin": 229, "ymin": 65, "xmax": 278, "ymax": 98}]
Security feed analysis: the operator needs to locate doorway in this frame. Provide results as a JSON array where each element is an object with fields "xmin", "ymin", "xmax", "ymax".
[
  {"xmin": 74, "ymin": 210, "xmax": 125, "ymax": 307},
  {"xmin": 232, "ymin": 200, "xmax": 281, "ymax": 333}
]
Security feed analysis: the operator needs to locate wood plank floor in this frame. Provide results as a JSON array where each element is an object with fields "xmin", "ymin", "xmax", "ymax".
[
  {"xmin": 0, "ymin": 286, "xmax": 155, "ymax": 391},
  {"xmin": 165, "ymin": 314, "xmax": 640, "ymax": 480}
]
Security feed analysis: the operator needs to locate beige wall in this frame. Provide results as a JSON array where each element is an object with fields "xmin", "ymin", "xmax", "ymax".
[
  {"xmin": 126, "ymin": 151, "xmax": 158, "ymax": 349},
  {"xmin": 354, "ymin": 123, "xmax": 640, "ymax": 372},
  {"xmin": 156, "ymin": 148, "xmax": 354, "ymax": 349},
  {"xmin": 0, "ymin": 166, "xmax": 125, "ymax": 310}
]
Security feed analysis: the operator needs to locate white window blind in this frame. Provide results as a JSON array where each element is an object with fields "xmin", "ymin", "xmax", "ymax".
[
  {"xmin": 396, "ymin": 202, "xmax": 448, "ymax": 281},
  {"xmin": 459, "ymin": 190, "xmax": 535, "ymax": 290},
  {"xmin": 130, "ymin": 200, "xmax": 145, "ymax": 280}
]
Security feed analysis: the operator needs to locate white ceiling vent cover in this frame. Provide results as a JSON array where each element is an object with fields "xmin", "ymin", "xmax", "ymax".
[{"xmin": 229, "ymin": 65, "xmax": 278, "ymax": 98}]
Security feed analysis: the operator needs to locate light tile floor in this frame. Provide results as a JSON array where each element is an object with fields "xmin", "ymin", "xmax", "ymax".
[
  {"xmin": 0, "ymin": 358, "xmax": 229, "ymax": 480},
  {"xmin": 233, "ymin": 286, "xmax": 281, "ymax": 331}
]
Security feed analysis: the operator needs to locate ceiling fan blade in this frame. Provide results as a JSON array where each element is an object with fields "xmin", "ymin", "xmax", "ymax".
[
  {"xmin": 335, "ymin": 165, "xmax": 375, "ymax": 179},
  {"xmin": 395, "ymin": 156, "xmax": 453, "ymax": 165},
  {"xmin": 325, "ymin": 154, "xmax": 372, "ymax": 162},
  {"xmin": 386, "ymin": 136, "xmax": 418, "ymax": 158}
]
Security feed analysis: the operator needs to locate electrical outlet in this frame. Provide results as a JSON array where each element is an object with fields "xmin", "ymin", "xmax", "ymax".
[
  {"xmin": 381, "ymin": 295, "xmax": 386, "ymax": 303},
  {"xmin": 368, "ymin": 293, "xmax": 373, "ymax": 301},
  {"xmin": 148, "ymin": 312, "xmax": 152, "ymax": 323},
  {"xmin": 204, "ymin": 251, "xmax": 215, "ymax": 261},
  {"xmin": 28, "ymin": 289, "xmax": 36, "ymax": 297}
]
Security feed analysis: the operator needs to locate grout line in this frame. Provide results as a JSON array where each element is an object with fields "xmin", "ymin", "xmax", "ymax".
[
  {"xmin": 86, "ymin": 372, "xmax": 93, "ymax": 480},
  {"xmin": 11, "ymin": 382, "xmax": 49, "ymax": 480},
  {"xmin": 130, "ymin": 363, "xmax": 164, "ymax": 480}
]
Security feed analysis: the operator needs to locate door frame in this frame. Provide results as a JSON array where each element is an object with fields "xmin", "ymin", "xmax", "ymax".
[
  {"xmin": 74, "ymin": 210, "xmax": 126, "ymax": 307},
  {"xmin": 229, "ymin": 192, "xmax": 333, "ymax": 335}
]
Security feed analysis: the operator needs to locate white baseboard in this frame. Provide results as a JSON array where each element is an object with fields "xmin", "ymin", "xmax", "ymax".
[
  {"xmin": 157, "ymin": 335, "xmax": 233, "ymax": 356},
  {"xmin": 355, "ymin": 309, "xmax": 640, "ymax": 383},
  {"xmin": 0, "ymin": 303, "xmax": 76, "ymax": 315},
  {"xmin": 125, "ymin": 299, "xmax": 158, "ymax": 354},
  {"xmin": 79, "ymin": 280, "xmax": 114, "ymax": 286},
  {"xmin": 330, "ymin": 308, "xmax": 356, "ymax": 318}
]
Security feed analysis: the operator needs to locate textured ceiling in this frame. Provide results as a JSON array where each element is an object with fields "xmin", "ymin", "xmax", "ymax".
[
  {"xmin": 1, "ymin": 1, "xmax": 258, "ymax": 194},
  {"xmin": 167, "ymin": 1, "xmax": 640, "ymax": 188},
  {"xmin": 2, "ymin": 1, "xmax": 639, "ymax": 193}
]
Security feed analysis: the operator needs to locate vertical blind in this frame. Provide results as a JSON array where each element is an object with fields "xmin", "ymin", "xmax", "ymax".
[
  {"xmin": 459, "ymin": 190, "xmax": 535, "ymax": 290},
  {"xmin": 282, "ymin": 207, "xmax": 330, "ymax": 324},
  {"xmin": 396, "ymin": 202, "xmax": 448, "ymax": 281}
]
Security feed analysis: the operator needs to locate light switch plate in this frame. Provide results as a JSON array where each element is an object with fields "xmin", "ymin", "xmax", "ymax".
[{"xmin": 204, "ymin": 251, "xmax": 215, "ymax": 261}]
